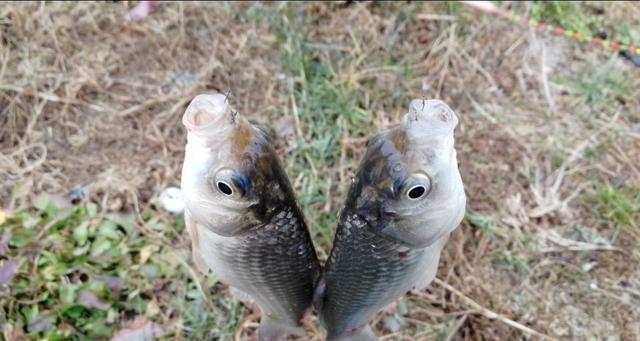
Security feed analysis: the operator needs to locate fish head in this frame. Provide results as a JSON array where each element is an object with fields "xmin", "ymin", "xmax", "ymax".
[
  {"xmin": 349, "ymin": 99, "xmax": 466, "ymax": 248},
  {"xmin": 180, "ymin": 94, "xmax": 290, "ymax": 236}
]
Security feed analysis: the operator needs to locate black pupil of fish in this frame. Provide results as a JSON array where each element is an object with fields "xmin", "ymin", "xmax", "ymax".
[
  {"xmin": 408, "ymin": 185, "xmax": 425, "ymax": 199},
  {"xmin": 217, "ymin": 181, "xmax": 233, "ymax": 195}
]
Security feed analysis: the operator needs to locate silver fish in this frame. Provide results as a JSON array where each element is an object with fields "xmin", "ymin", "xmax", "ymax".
[
  {"xmin": 180, "ymin": 94, "xmax": 320, "ymax": 340},
  {"xmin": 318, "ymin": 99, "xmax": 466, "ymax": 340}
]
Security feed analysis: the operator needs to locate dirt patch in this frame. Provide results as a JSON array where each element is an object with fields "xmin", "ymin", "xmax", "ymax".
[{"xmin": 0, "ymin": 2, "xmax": 287, "ymax": 211}]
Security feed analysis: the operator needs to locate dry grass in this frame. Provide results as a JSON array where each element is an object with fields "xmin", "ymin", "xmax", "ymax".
[{"xmin": 1, "ymin": 1, "xmax": 639, "ymax": 340}]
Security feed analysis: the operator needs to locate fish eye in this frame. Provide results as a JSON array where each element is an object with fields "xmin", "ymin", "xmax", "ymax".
[
  {"xmin": 402, "ymin": 173, "xmax": 431, "ymax": 200},
  {"xmin": 214, "ymin": 168, "xmax": 251, "ymax": 198},
  {"xmin": 217, "ymin": 181, "xmax": 233, "ymax": 196},
  {"xmin": 407, "ymin": 185, "xmax": 426, "ymax": 199}
]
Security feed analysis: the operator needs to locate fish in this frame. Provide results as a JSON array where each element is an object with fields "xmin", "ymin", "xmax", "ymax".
[
  {"xmin": 318, "ymin": 99, "xmax": 466, "ymax": 340},
  {"xmin": 180, "ymin": 94, "xmax": 321, "ymax": 340}
]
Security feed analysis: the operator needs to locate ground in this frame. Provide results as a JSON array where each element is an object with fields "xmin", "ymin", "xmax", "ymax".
[{"xmin": 1, "ymin": 1, "xmax": 639, "ymax": 340}]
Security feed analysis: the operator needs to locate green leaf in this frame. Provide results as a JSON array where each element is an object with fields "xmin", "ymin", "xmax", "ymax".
[
  {"xmin": 43, "ymin": 331, "xmax": 65, "ymax": 341},
  {"xmin": 86, "ymin": 202, "xmax": 98, "ymax": 217},
  {"xmin": 186, "ymin": 289, "xmax": 202, "ymax": 300},
  {"xmin": 91, "ymin": 237, "xmax": 112, "ymax": 257},
  {"xmin": 141, "ymin": 263, "xmax": 161, "ymax": 279},
  {"xmin": 60, "ymin": 284, "xmax": 78, "ymax": 304},
  {"xmin": 106, "ymin": 213, "xmax": 134, "ymax": 232},
  {"xmin": 11, "ymin": 181, "xmax": 25, "ymax": 198},
  {"xmin": 22, "ymin": 214, "xmax": 41, "ymax": 229},
  {"xmin": 85, "ymin": 322, "xmax": 113, "ymax": 338},
  {"xmin": 106, "ymin": 309, "xmax": 118, "ymax": 323},
  {"xmin": 98, "ymin": 221, "xmax": 120, "ymax": 240},
  {"xmin": 61, "ymin": 305, "xmax": 86, "ymax": 320},
  {"xmin": 33, "ymin": 194, "xmax": 52, "ymax": 212},
  {"xmin": 21, "ymin": 305, "xmax": 38, "ymax": 324},
  {"xmin": 10, "ymin": 228, "xmax": 37, "ymax": 247},
  {"xmin": 73, "ymin": 221, "xmax": 89, "ymax": 245},
  {"xmin": 73, "ymin": 244, "xmax": 90, "ymax": 256},
  {"xmin": 46, "ymin": 261, "xmax": 70, "ymax": 277}
]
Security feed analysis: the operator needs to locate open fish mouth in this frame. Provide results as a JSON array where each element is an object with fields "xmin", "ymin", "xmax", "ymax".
[
  {"xmin": 182, "ymin": 94, "xmax": 233, "ymax": 132},
  {"xmin": 404, "ymin": 99, "xmax": 459, "ymax": 139}
]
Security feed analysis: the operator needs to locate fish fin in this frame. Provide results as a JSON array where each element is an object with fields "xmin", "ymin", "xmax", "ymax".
[
  {"xmin": 257, "ymin": 317, "xmax": 303, "ymax": 341},
  {"xmin": 185, "ymin": 212, "xmax": 209, "ymax": 274},
  {"xmin": 412, "ymin": 234, "xmax": 449, "ymax": 291},
  {"xmin": 312, "ymin": 276, "xmax": 326, "ymax": 315},
  {"xmin": 229, "ymin": 286, "xmax": 254, "ymax": 304},
  {"xmin": 329, "ymin": 325, "xmax": 377, "ymax": 341}
]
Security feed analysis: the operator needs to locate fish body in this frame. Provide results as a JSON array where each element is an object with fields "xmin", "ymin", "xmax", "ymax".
[
  {"xmin": 180, "ymin": 94, "xmax": 320, "ymax": 340},
  {"xmin": 320, "ymin": 99, "xmax": 466, "ymax": 340}
]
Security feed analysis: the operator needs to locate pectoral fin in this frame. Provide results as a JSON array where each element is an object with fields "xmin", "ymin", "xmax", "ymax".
[
  {"xmin": 412, "ymin": 234, "xmax": 449, "ymax": 291},
  {"xmin": 185, "ymin": 212, "xmax": 209, "ymax": 274}
]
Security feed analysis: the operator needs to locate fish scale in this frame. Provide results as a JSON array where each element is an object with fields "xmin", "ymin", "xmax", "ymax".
[
  {"xmin": 197, "ymin": 205, "xmax": 318, "ymax": 323},
  {"xmin": 318, "ymin": 99, "xmax": 465, "ymax": 340},
  {"xmin": 181, "ymin": 94, "xmax": 320, "ymax": 339},
  {"xmin": 322, "ymin": 213, "xmax": 425, "ymax": 338}
]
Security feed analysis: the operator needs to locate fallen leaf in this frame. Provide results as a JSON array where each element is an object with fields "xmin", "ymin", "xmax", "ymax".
[
  {"xmin": 4, "ymin": 323, "xmax": 27, "ymax": 341},
  {"xmin": 145, "ymin": 300, "xmax": 160, "ymax": 317},
  {"xmin": 139, "ymin": 244, "xmax": 159, "ymax": 265},
  {"xmin": 78, "ymin": 290, "xmax": 110, "ymax": 310},
  {"xmin": 0, "ymin": 258, "xmax": 18, "ymax": 286},
  {"xmin": 99, "ymin": 275, "xmax": 124, "ymax": 293},
  {"xmin": 111, "ymin": 319, "xmax": 163, "ymax": 341},
  {"xmin": 27, "ymin": 312, "xmax": 56, "ymax": 333}
]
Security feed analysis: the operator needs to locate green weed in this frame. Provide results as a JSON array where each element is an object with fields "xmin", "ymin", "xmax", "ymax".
[
  {"xmin": 271, "ymin": 7, "xmax": 406, "ymax": 255},
  {"xmin": 581, "ymin": 183, "xmax": 640, "ymax": 244},
  {"xmin": 465, "ymin": 210, "xmax": 497, "ymax": 237},
  {"xmin": 568, "ymin": 64, "xmax": 630, "ymax": 110},
  {"xmin": 530, "ymin": 1, "xmax": 600, "ymax": 38},
  {"xmin": 0, "ymin": 196, "xmax": 240, "ymax": 340}
]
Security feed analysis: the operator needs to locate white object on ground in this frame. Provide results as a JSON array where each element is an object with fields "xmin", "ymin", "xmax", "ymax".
[
  {"xmin": 159, "ymin": 187, "xmax": 184, "ymax": 213},
  {"xmin": 581, "ymin": 261, "xmax": 598, "ymax": 272},
  {"xmin": 126, "ymin": 1, "xmax": 161, "ymax": 22}
]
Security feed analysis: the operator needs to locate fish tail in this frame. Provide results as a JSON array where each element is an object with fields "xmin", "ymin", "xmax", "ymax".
[{"xmin": 257, "ymin": 317, "xmax": 303, "ymax": 341}]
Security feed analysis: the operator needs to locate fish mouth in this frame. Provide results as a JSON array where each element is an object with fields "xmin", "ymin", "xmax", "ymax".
[
  {"xmin": 182, "ymin": 94, "xmax": 233, "ymax": 133},
  {"xmin": 404, "ymin": 99, "xmax": 458, "ymax": 136}
]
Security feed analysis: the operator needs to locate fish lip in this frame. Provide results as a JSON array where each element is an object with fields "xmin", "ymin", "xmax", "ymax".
[
  {"xmin": 403, "ymin": 99, "xmax": 459, "ymax": 138},
  {"xmin": 182, "ymin": 93, "xmax": 232, "ymax": 133}
]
